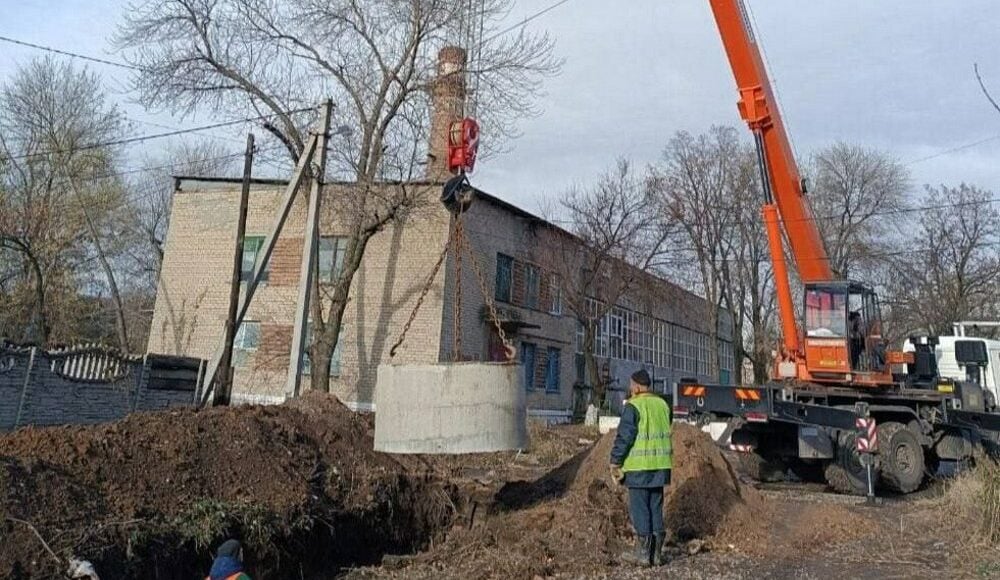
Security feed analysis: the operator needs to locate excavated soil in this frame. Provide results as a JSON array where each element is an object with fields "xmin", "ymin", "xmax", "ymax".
[
  {"xmin": 1, "ymin": 398, "xmax": 881, "ymax": 580},
  {"xmin": 358, "ymin": 424, "xmax": 775, "ymax": 579},
  {"xmin": 0, "ymin": 392, "xmax": 454, "ymax": 579}
]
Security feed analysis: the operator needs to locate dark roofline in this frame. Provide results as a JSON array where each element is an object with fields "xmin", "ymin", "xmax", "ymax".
[
  {"xmin": 173, "ymin": 175, "xmax": 290, "ymax": 190},
  {"xmin": 173, "ymin": 175, "xmax": 448, "ymax": 189}
]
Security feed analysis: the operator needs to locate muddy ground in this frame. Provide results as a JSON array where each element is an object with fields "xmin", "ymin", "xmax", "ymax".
[{"xmin": 2, "ymin": 397, "xmax": 999, "ymax": 579}]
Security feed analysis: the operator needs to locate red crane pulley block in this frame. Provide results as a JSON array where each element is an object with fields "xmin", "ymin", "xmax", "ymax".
[{"xmin": 447, "ymin": 117, "xmax": 480, "ymax": 174}]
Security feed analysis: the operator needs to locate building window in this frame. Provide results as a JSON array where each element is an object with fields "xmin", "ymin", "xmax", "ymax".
[
  {"xmin": 549, "ymin": 277, "xmax": 562, "ymax": 316},
  {"xmin": 524, "ymin": 264, "xmax": 540, "ymax": 309},
  {"xmin": 232, "ymin": 321, "xmax": 260, "ymax": 367},
  {"xmin": 301, "ymin": 322, "xmax": 343, "ymax": 377},
  {"xmin": 673, "ymin": 326, "xmax": 697, "ymax": 374},
  {"xmin": 319, "ymin": 236, "xmax": 349, "ymax": 283},
  {"xmin": 240, "ymin": 236, "xmax": 269, "ymax": 283},
  {"xmin": 719, "ymin": 340, "xmax": 734, "ymax": 385},
  {"xmin": 608, "ymin": 307, "xmax": 623, "ymax": 360},
  {"xmin": 495, "ymin": 253, "xmax": 513, "ymax": 303},
  {"xmin": 545, "ymin": 347, "xmax": 561, "ymax": 393},
  {"xmin": 698, "ymin": 334, "xmax": 711, "ymax": 376},
  {"xmin": 521, "ymin": 342, "xmax": 537, "ymax": 391}
]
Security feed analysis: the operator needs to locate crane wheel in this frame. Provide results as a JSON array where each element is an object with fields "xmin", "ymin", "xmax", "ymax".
[
  {"xmin": 736, "ymin": 451, "xmax": 786, "ymax": 483},
  {"xmin": 878, "ymin": 422, "xmax": 925, "ymax": 494},
  {"xmin": 824, "ymin": 431, "xmax": 876, "ymax": 495}
]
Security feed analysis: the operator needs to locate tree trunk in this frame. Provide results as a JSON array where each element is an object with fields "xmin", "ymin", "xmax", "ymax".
[
  {"xmin": 65, "ymin": 174, "xmax": 130, "ymax": 351},
  {"xmin": 27, "ymin": 255, "xmax": 49, "ymax": 345},
  {"xmin": 309, "ymin": 234, "xmax": 370, "ymax": 394},
  {"xmin": 583, "ymin": 320, "xmax": 605, "ymax": 409},
  {"xmin": 732, "ymin": 315, "xmax": 745, "ymax": 386},
  {"xmin": 309, "ymin": 337, "xmax": 334, "ymax": 393}
]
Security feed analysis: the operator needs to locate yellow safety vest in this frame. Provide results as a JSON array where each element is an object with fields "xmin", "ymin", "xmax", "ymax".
[{"xmin": 622, "ymin": 393, "xmax": 673, "ymax": 472}]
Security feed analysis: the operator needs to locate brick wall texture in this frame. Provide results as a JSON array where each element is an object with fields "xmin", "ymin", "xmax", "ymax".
[
  {"xmin": 149, "ymin": 178, "xmax": 731, "ymax": 413},
  {"xmin": 149, "ymin": 181, "xmax": 451, "ymax": 407}
]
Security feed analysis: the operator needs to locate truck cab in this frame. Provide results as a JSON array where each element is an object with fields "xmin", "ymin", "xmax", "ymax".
[{"xmin": 904, "ymin": 336, "xmax": 1000, "ymax": 407}]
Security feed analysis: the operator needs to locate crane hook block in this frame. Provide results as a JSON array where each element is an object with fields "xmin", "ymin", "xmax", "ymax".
[
  {"xmin": 441, "ymin": 173, "xmax": 474, "ymax": 215},
  {"xmin": 448, "ymin": 117, "xmax": 480, "ymax": 173}
]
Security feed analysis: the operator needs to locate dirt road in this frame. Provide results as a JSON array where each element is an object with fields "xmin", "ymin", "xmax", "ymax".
[{"xmin": 354, "ymin": 433, "xmax": 1000, "ymax": 580}]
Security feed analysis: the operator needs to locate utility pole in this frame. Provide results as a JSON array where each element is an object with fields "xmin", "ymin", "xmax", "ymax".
[
  {"xmin": 215, "ymin": 133, "xmax": 255, "ymax": 406},
  {"xmin": 198, "ymin": 100, "xmax": 331, "ymax": 407},
  {"xmin": 286, "ymin": 100, "xmax": 333, "ymax": 398}
]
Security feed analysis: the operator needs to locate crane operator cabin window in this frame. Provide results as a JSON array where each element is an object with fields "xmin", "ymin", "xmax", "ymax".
[{"xmin": 805, "ymin": 288, "xmax": 847, "ymax": 338}]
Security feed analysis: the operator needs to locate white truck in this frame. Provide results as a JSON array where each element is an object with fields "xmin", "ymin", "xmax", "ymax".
[{"xmin": 905, "ymin": 322, "xmax": 1000, "ymax": 410}]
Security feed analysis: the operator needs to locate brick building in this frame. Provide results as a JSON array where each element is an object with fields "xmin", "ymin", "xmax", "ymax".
[{"xmin": 147, "ymin": 47, "xmax": 734, "ymax": 418}]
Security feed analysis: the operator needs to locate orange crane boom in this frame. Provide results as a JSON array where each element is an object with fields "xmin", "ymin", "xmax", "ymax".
[
  {"xmin": 708, "ymin": 0, "xmax": 833, "ymax": 283},
  {"xmin": 707, "ymin": 0, "xmax": 907, "ymax": 387},
  {"xmin": 708, "ymin": 0, "xmax": 833, "ymax": 360}
]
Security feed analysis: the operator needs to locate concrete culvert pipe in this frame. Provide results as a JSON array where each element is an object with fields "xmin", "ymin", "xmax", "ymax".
[{"xmin": 374, "ymin": 362, "xmax": 528, "ymax": 454}]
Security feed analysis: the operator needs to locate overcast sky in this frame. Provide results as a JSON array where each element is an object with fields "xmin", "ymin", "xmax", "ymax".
[{"xmin": 2, "ymin": 0, "xmax": 999, "ymax": 213}]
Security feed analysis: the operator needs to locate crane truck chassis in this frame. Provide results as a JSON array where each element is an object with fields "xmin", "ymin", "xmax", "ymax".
[
  {"xmin": 674, "ymin": 336, "xmax": 1000, "ymax": 494},
  {"xmin": 675, "ymin": 1, "xmax": 1000, "ymax": 495}
]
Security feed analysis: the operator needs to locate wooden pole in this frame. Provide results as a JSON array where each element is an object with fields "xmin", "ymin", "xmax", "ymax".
[{"xmin": 215, "ymin": 133, "xmax": 255, "ymax": 406}]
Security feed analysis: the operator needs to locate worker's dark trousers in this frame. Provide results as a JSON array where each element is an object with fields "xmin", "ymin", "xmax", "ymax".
[{"xmin": 627, "ymin": 487, "xmax": 665, "ymax": 536}]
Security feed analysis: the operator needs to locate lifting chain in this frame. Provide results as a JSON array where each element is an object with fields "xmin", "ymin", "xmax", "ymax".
[
  {"xmin": 390, "ymin": 176, "xmax": 515, "ymax": 363},
  {"xmin": 452, "ymin": 217, "xmax": 464, "ymax": 361},
  {"xmin": 460, "ymin": 230, "xmax": 516, "ymax": 362},
  {"xmin": 389, "ymin": 239, "xmax": 451, "ymax": 358}
]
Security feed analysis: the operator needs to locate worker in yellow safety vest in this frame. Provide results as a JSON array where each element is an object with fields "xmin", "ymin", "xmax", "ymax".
[
  {"xmin": 206, "ymin": 539, "xmax": 252, "ymax": 580},
  {"xmin": 609, "ymin": 369, "xmax": 673, "ymax": 567}
]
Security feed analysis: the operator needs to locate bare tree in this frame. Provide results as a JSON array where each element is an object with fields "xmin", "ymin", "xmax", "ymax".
[
  {"xmin": 117, "ymin": 0, "xmax": 559, "ymax": 392},
  {"xmin": 0, "ymin": 57, "xmax": 128, "ymax": 347},
  {"xmin": 729, "ymin": 175, "xmax": 778, "ymax": 385},
  {"xmin": 651, "ymin": 126, "xmax": 758, "ymax": 381},
  {"xmin": 887, "ymin": 184, "xmax": 1000, "ymax": 337},
  {"xmin": 541, "ymin": 160, "xmax": 668, "ymax": 408},
  {"xmin": 125, "ymin": 142, "xmax": 240, "ymax": 276},
  {"xmin": 804, "ymin": 142, "xmax": 910, "ymax": 279},
  {"xmin": 115, "ymin": 141, "xmax": 240, "ymax": 350}
]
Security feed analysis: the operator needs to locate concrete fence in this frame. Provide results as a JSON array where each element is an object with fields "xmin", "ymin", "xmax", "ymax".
[{"xmin": 0, "ymin": 342, "xmax": 206, "ymax": 431}]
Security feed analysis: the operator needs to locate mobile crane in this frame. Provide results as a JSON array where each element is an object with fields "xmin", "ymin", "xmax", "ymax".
[{"xmin": 674, "ymin": 0, "xmax": 1000, "ymax": 494}]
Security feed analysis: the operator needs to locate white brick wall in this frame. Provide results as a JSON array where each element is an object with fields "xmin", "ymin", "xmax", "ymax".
[{"xmin": 149, "ymin": 180, "xmax": 728, "ymax": 411}]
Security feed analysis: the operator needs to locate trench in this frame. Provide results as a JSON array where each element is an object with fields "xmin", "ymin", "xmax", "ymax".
[{"xmin": 3, "ymin": 464, "xmax": 458, "ymax": 580}]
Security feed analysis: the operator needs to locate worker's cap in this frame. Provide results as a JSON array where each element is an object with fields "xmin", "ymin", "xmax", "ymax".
[
  {"xmin": 216, "ymin": 539, "xmax": 242, "ymax": 558},
  {"xmin": 630, "ymin": 369, "xmax": 651, "ymax": 387}
]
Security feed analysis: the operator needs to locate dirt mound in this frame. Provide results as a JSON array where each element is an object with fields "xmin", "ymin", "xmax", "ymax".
[
  {"xmin": 371, "ymin": 423, "xmax": 771, "ymax": 579},
  {"xmin": 0, "ymin": 392, "xmax": 454, "ymax": 579}
]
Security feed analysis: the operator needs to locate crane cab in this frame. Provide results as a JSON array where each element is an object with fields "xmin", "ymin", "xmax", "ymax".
[{"xmin": 801, "ymin": 281, "xmax": 895, "ymax": 386}]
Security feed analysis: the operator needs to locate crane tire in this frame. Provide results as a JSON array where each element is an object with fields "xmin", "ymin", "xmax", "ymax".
[
  {"xmin": 824, "ymin": 431, "xmax": 875, "ymax": 495},
  {"xmin": 878, "ymin": 422, "xmax": 925, "ymax": 494},
  {"xmin": 736, "ymin": 451, "xmax": 786, "ymax": 483}
]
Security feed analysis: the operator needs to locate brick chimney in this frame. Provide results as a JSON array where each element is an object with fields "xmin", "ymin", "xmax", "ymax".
[{"xmin": 427, "ymin": 46, "xmax": 467, "ymax": 180}]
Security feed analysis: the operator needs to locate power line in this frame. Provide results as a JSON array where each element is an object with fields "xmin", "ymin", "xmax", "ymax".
[
  {"xmin": 0, "ymin": 35, "xmax": 142, "ymax": 71},
  {"xmin": 4, "ymin": 108, "xmax": 313, "ymax": 162},
  {"xmin": 547, "ymin": 193, "xmax": 1000, "ymax": 231},
  {"xmin": 126, "ymin": 116, "xmax": 245, "ymax": 146},
  {"xmin": 905, "ymin": 134, "xmax": 1000, "ymax": 166},
  {"xmin": 483, "ymin": 0, "xmax": 574, "ymax": 43}
]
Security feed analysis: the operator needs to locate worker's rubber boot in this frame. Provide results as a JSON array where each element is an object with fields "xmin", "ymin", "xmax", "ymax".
[
  {"xmin": 652, "ymin": 533, "xmax": 667, "ymax": 566},
  {"xmin": 621, "ymin": 536, "xmax": 652, "ymax": 567}
]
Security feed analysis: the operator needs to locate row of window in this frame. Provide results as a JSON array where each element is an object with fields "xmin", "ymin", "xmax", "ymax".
[
  {"xmin": 495, "ymin": 253, "xmax": 562, "ymax": 315},
  {"xmin": 240, "ymin": 235, "xmax": 349, "ymax": 284},
  {"xmin": 232, "ymin": 321, "xmax": 342, "ymax": 376},
  {"xmin": 575, "ymin": 299, "xmax": 734, "ymax": 377},
  {"xmin": 521, "ymin": 342, "xmax": 561, "ymax": 393}
]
